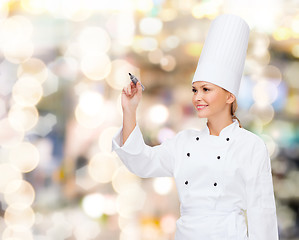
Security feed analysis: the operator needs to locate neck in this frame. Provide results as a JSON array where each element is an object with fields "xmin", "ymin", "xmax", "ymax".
[{"xmin": 207, "ymin": 117, "xmax": 233, "ymax": 136}]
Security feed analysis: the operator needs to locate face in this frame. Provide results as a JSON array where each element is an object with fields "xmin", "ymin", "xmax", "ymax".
[{"xmin": 192, "ymin": 81, "xmax": 235, "ymax": 119}]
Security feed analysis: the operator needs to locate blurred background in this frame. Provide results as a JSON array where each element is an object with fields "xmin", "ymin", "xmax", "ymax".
[{"xmin": 0, "ymin": 0, "xmax": 298, "ymax": 239}]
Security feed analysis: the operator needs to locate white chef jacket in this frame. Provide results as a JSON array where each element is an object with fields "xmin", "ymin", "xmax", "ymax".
[{"xmin": 111, "ymin": 119, "xmax": 279, "ymax": 240}]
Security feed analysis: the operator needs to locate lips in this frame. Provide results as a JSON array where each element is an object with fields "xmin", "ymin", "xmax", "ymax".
[{"xmin": 196, "ymin": 105, "xmax": 208, "ymax": 110}]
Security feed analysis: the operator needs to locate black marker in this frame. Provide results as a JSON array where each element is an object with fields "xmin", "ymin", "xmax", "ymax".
[{"xmin": 129, "ymin": 73, "xmax": 145, "ymax": 91}]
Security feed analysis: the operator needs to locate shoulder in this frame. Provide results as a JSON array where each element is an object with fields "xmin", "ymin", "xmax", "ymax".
[
  {"xmin": 237, "ymin": 127, "xmax": 268, "ymax": 152},
  {"xmin": 238, "ymin": 127, "xmax": 272, "ymax": 175}
]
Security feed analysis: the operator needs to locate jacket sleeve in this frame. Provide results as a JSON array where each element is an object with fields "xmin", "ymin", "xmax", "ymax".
[
  {"xmin": 246, "ymin": 139, "xmax": 279, "ymax": 239},
  {"xmin": 111, "ymin": 123, "xmax": 180, "ymax": 178}
]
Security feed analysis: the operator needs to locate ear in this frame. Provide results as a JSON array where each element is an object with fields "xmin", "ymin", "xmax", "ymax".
[{"xmin": 226, "ymin": 92, "xmax": 235, "ymax": 104}]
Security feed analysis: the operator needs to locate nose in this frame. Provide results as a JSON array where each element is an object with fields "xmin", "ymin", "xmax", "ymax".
[{"xmin": 194, "ymin": 91, "xmax": 203, "ymax": 101}]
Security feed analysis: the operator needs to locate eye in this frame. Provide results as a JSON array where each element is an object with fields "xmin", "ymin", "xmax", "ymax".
[
  {"xmin": 192, "ymin": 88, "xmax": 197, "ymax": 93},
  {"xmin": 203, "ymin": 88, "xmax": 209, "ymax": 92}
]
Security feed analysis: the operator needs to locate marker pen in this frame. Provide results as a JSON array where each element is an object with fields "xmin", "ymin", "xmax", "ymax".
[{"xmin": 128, "ymin": 73, "xmax": 145, "ymax": 91}]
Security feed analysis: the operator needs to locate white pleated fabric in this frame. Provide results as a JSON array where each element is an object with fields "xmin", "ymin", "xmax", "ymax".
[{"xmin": 192, "ymin": 14, "xmax": 250, "ymax": 97}]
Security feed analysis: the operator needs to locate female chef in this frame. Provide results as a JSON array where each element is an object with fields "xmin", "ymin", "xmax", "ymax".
[{"xmin": 112, "ymin": 14, "xmax": 279, "ymax": 240}]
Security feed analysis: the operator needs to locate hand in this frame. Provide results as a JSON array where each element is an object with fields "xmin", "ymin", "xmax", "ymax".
[{"xmin": 121, "ymin": 81, "xmax": 142, "ymax": 113}]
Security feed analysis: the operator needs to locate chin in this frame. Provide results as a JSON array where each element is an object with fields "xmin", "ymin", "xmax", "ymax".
[{"xmin": 196, "ymin": 112, "xmax": 209, "ymax": 118}]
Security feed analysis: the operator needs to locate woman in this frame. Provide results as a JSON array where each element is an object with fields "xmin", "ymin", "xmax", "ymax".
[{"xmin": 112, "ymin": 14, "xmax": 279, "ymax": 239}]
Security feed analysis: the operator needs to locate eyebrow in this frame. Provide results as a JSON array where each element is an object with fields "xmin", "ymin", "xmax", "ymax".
[{"xmin": 192, "ymin": 84, "xmax": 209, "ymax": 89}]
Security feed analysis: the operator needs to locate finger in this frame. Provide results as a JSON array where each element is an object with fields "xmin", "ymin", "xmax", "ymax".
[
  {"xmin": 123, "ymin": 86, "xmax": 130, "ymax": 96},
  {"xmin": 129, "ymin": 85, "xmax": 132, "ymax": 94},
  {"xmin": 122, "ymin": 87, "xmax": 126, "ymax": 94},
  {"xmin": 128, "ymin": 84, "xmax": 132, "ymax": 95},
  {"xmin": 130, "ymin": 81, "xmax": 137, "ymax": 92},
  {"xmin": 131, "ymin": 87, "xmax": 137, "ymax": 95}
]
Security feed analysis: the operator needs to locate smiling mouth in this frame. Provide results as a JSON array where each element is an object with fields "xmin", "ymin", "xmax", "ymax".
[{"xmin": 196, "ymin": 105, "xmax": 208, "ymax": 110}]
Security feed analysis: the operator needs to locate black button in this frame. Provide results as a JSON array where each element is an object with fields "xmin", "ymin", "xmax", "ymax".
[
  {"xmin": 196, "ymin": 137, "xmax": 199, "ymax": 141},
  {"xmin": 226, "ymin": 138, "xmax": 230, "ymax": 141},
  {"xmin": 187, "ymin": 153, "xmax": 190, "ymax": 157},
  {"xmin": 214, "ymin": 182, "xmax": 217, "ymax": 186},
  {"xmin": 185, "ymin": 181, "xmax": 189, "ymax": 185},
  {"xmin": 217, "ymin": 156, "xmax": 220, "ymax": 159}
]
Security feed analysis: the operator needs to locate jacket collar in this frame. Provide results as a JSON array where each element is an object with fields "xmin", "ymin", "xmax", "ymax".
[{"xmin": 202, "ymin": 118, "xmax": 240, "ymax": 139}]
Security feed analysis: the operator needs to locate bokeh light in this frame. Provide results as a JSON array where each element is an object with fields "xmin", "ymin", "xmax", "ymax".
[
  {"xmin": 116, "ymin": 185, "xmax": 146, "ymax": 218},
  {"xmin": 148, "ymin": 49, "xmax": 163, "ymax": 64},
  {"xmin": 112, "ymin": 166, "xmax": 141, "ymax": 194},
  {"xmin": 139, "ymin": 17, "xmax": 163, "ymax": 36},
  {"xmin": 185, "ymin": 43, "xmax": 203, "ymax": 57},
  {"xmin": 12, "ymin": 77, "xmax": 43, "ymax": 107},
  {"xmin": 46, "ymin": 211, "xmax": 73, "ymax": 239},
  {"xmin": 9, "ymin": 142, "xmax": 40, "ymax": 173},
  {"xmin": 4, "ymin": 206, "xmax": 35, "ymax": 228},
  {"xmin": 98, "ymin": 127, "xmax": 119, "ymax": 152},
  {"xmin": 153, "ymin": 177, "xmax": 173, "ymax": 195},
  {"xmin": 157, "ymin": 127, "xmax": 176, "ymax": 143},
  {"xmin": 161, "ymin": 35, "xmax": 180, "ymax": 51},
  {"xmin": 3, "ymin": 40, "xmax": 34, "ymax": 64},
  {"xmin": 0, "ymin": 163, "xmax": 22, "ymax": 193},
  {"xmin": 0, "ymin": 15, "xmax": 34, "ymax": 63},
  {"xmin": 160, "ymin": 55, "xmax": 177, "ymax": 72},
  {"xmin": 0, "ymin": 118, "xmax": 24, "ymax": 148},
  {"xmin": 73, "ymin": 219, "xmax": 101, "ymax": 239},
  {"xmin": 79, "ymin": 27, "xmax": 111, "ymax": 54},
  {"xmin": 0, "ymin": 15, "xmax": 33, "ymax": 44},
  {"xmin": 135, "ymin": 0, "xmax": 153, "ymax": 12},
  {"xmin": 61, "ymin": 0, "xmax": 92, "ymax": 22},
  {"xmin": 82, "ymin": 193, "xmax": 105, "ymax": 218},
  {"xmin": 148, "ymin": 104, "xmax": 169, "ymax": 125},
  {"xmin": 80, "ymin": 53, "xmax": 112, "ymax": 81},
  {"xmin": 75, "ymin": 90, "xmax": 107, "ymax": 128},
  {"xmin": 88, "ymin": 152, "xmax": 119, "ymax": 183},
  {"xmin": 17, "ymin": 58, "xmax": 48, "ymax": 83},
  {"xmin": 0, "ymin": 1, "xmax": 9, "ymax": 20},
  {"xmin": 0, "ymin": 2, "xmax": 297, "ymax": 239},
  {"xmin": 21, "ymin": 0, "xmax": 45, "ymax": 14},
  {"xmin": 273, "ymin": 27, "xmax": 292, "ymax": 41},
  {"xmin": 105, "ymin": 59, "xmax": 140, "ymax": 90},
  {"xmin": 78, "ymin": 91, "xmax": 103, "ymax": 116},
  {"xmin": 4, "ymin": 180, "xmax": 35, "ymax": 208},
  {"xmin": 249, "ymin": 103, "xmax": 274, "ymax": 125},
  {"xmin": 8, "ymin": 105, "xmax": 39, "ymax": 131},
  {"xmin": 106, "ymin": 12, "xmax": 135, "ymax": 46},
  {"xmin": 191, "ymin": 2, "xmax": 219, "ymax": 19},
  {"xmin": 2, "ymin": 226, "xmax": 33, "ymax": 240},
  {"xmin": 284, "ymin": 62, "xmax": 299, "ymax": 89},
  {"xmin": 252, "ymin": 80, "xmax": 278, "ymax": 107}
]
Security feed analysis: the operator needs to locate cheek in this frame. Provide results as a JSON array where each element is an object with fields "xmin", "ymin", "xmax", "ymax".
[
  {"xmin": 208, "ymin": 95, "xmax": 219, "ymax": 104},
  {"xmin": 206, "ymin": 92, "xmax": 226, "ymax": 107}
]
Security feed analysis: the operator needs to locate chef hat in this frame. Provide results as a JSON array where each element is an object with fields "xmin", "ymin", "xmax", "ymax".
[{"xmin": 192, "ymin": 14, "xmax": 250, "ymax": 97}]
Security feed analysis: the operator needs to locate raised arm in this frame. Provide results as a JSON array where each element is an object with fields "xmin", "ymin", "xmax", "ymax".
[
  {"xmin": 122, "ymin": 80, "xmax": 142, "ymax": 145},
  {"xmin": 112, "ymin": 78, "xmax": 180, "ymax": 178}
]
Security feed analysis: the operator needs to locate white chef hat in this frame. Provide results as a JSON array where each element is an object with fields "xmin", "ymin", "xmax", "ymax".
[{"xmin": 192, "ymin": 14, "xmax": 250, "ymax": 97}]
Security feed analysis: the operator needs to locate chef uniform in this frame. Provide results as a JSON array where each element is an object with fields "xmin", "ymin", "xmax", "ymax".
[{"xmin": 111, "ymin": 14, "xmax": 279, "ymax": 240}]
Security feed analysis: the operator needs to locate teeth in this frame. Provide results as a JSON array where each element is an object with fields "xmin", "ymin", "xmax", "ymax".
[{"xmin": 197, "ymin": 105, "xmax": 207, "ymax": 109}]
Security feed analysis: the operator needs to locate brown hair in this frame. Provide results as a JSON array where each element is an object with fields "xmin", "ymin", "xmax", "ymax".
[
  {"xmin": 231, "ymin": 99, "xmax": 242, "ymax": 128},
  {"xmin": 223, "ymin": 88, "xmax": 242, "ymax": 128}
]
